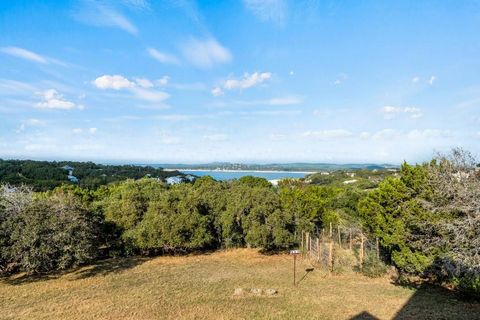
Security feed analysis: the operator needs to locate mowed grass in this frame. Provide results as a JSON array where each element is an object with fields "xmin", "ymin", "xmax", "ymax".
[{"xmin": 1, "ymin": 249, "xmax": 478, "ymax": 320}]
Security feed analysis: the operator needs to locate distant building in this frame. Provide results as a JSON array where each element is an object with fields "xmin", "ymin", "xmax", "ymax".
[
  {"xmin": 185, "ymin": 175, "xmax": 196, "ymax": 182},
  {"xmin": 68, "ymin": 175, "xmax": 79, "ymax": 183},
  {"xmin": 166, "ymin": 176, "xmax": 183, "ymax": 185},
  {"xmin": 343, "ymin": 179, "xmax": 358, "ymax": 184}
]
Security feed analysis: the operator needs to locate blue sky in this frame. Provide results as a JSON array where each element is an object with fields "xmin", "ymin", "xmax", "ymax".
[{"xmin": 1, "ymin": 0, "xmax": 479, "ymax": 164}]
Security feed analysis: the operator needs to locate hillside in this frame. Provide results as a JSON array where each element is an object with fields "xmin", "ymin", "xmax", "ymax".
[
  {"xmin": 0, "ymin": 159, "xmax": 183, "ymax": 191},
  {"xmin": 1, "ymin": 249, "xmax": 477, "ymax": 320}
]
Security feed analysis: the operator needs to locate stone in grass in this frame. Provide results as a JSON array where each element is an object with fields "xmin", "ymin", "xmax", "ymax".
[
  {"xmin": 250, "ymin": 288, "xmax": 263, "ymax": 295},
  {"xmin": 233, "ymin": 288, "xmax": 244, "ymax": 296},
  {"xmin": 265, "ymin": 288, "xmax": 277, "ymax": 296}
]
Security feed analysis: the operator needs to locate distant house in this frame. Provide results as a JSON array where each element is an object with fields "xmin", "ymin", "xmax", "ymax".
[
  {"xmin": 185, "ymin": 175, "xmax": 196, "ymax": 182},
  {"xmin": 68, "ymin": 175, "xmax": 79, "ymax": 183},
  {"xmin": 343, "ymin": 179, "xmax": 357, "ymax": 184},
  {"xmin": 166, "ymin": 176, "xmax": 183, "ymax": 185},
  {"xmin": 62, "ymin": 165, "xmax": 74, "ymax": 176}
]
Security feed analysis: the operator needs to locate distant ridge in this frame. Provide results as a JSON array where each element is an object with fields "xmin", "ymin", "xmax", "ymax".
[{"xmin": 149, "ymin": 162, "xmax": 398, "ymax": 172}]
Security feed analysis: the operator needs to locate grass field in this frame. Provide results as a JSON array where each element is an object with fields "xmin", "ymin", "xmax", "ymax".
[{"xmin": 0, "ymin": 249, "xmax": 478, "ymax": 319}]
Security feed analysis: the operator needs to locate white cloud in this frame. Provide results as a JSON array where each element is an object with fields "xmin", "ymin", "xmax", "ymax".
[
  {"xmin": 371, "ymin": 129, "xmax": 399, "ymax": 140},
  {"xmin": 131, "ymin": 87, "xmax": 169, "ymax": 102},
  {"xmin": 180, "ymin": 38, "xmax": 232, "ymax": 68},
  {"xmin": 303, "ymin": 129, "xmax": 353, "ymax": 140},
  {"xmin": 381, "ymin": 106, "xmax": 423, "ymax": 119},
  {"xmin": 0, "ymin": 46, "xmax": 65, "ymax": 66},
  {"xmin": 1, "ymin": 46, "xmax": 47, "ymax": 64},
  {"xmin": 211, "ymin": 87, "xmax": 224, "ymax": 97},
  {"xmin": 72, "ymin": 127, "xmax": 97, "ymax": 135},
  {"xmin": 406, "ymin": 129, "xmax": 451, "ymax": 139},
  {"xmin": 213, "ymin": 72, "xmax": 273, "ymax": 96},
  {"xmin": 412, "ymin": 76, "xmax": 420, "ymax": 83},
  {"xmin": 203, "ymin": 134, "xmax": 228, "ymax": 141},
  {"xmin": 36, "ymin": 89, "xmax": 77, "ymax": 110},
  {"xmin": 243, "ymin": 0, "xmax": 287, "ymax": 25},
  {"xmin": 333, "ymin": 73, "xmax": 348, "ymax": 85},
  {"xmin": 428, "ymin": 76, "xmax": 437, "ymax": 85},
  {"xmin": 233, "ymin": 96, "xmax": 303, "ymax": 106},
  {"xmin": 135, "ymin": 78, "xmax": 154, "ymax": 88},
  {"xmin": 156, "ymin": 76, "xmax": 170, "ymax": 86},
  {"xmin": 76, "ymin": 5, "xmax": 138, "ymax": 35},
  {"xmin": 359, "ymin": 132, "xmax": 371, "ymax": 139},
  {"xmin": 147, "ymin": 48, "xmax": 181, "ymax": 65},
  {"xmin": 224, "ymin": 72, "xmax": 271, "ymax": 90},
  {"xmin": 16, "ymin": 118, "xmax": 46, "ymax": 133},
  {"xmin": 93, "ymin": 75, "xmax": 135, "ymax": 90}
]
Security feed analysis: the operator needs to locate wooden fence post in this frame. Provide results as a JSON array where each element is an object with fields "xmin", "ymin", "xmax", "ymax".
[
  {"xmin": 349, "ymin": 230, "xmax": 352, "ymax": 250},
  {"xmin": 328, "ymin": 242, "xmax": 334, "ymax": 272},
  {"xmin": 337, "ymin": 226, "xmax": 341, "ymax": 247},
  {"xmin": 329, "ymin": 222, "xmax": 332, "ymax": 238},
  {"xmin": 301, "ymin": 231, "xmax": 304, "ymax": 253},
  {"xmin": 376, "ymin": 237, "xmax": 380, "ymax": 260},
  {"xmin": 316, "ymin": 237, "xmax": 320, "ymax": 262},
  {"xmin": 306, "ymin": 232, "xmax": 310, "ymax": 258},
  {"xmin": 359, "ymin": 233, "xmax": 364, "ymax": 270}
]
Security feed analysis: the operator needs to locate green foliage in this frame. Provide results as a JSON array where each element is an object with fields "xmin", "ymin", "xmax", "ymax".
[
  {"xmin": 454, "ymin": 275, "xmax": 480, "ymax": 300},
  {"xmin": 0, "ymin": 159, "xmax": 183, "ymax": 191},
  {"xmin": 1, "ymin": 191, "xmax": 98, "ymax": 273},
  {"xmin": 361, "ymin": 253, "xmax": 389, "ymax": 278}
]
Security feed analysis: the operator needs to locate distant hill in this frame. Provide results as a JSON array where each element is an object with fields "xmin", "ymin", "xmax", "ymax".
[
  {"xmin": 0, "ymin": 159, "xmax": 183, "ymax": 191},
  {"xmin": 151, "ymin": 162, "xmax": 398, "ymax": 172}
]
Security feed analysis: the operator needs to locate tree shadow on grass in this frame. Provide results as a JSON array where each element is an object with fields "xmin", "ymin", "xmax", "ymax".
[
  {"xmin": 1, "ymin": 256, "xmax": 150, "ymax": 285},
  {"xmin": 71, "ymin": 256, "xmax": 150, "ymax": 280},
  {"xmin": 349, "ymin": 281, "xmax": 480, "ymax": 320}
]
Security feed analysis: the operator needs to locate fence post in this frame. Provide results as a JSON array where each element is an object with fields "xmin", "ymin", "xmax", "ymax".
[
  {"xmin": 306, "ymin": 232, "xmax": 310, "ymax": 258},
  {"xmin": 349, "ymin": 230, "xmax": 352, "ymax": 250},
  {"xmin": 359, "ymin": 233, "xmax": 364, "ymax": 270},
  {"xmin": 328, "ymin": 242, "xmax": 334, "ymax": 273},
  {"xmin": 329, "ymin": 222, "xmax": 332, "ymax": 238},
  {"xmin": 337, "ymin": 226, "xmax": 341, "ymax": 247},
  {"xmin": 316, "ymin": 237, "xmax": 320, "ymax": 262},
  {"xmin": 376, "ymin": 237, "xmax": 380, "ymax": 260},
  {"xmin": 301, "ymin": 231, "xmax": 304, "ymax": 253}
]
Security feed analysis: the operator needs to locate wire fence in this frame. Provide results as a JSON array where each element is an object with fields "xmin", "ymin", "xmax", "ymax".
[{"xmin": 301, "ymin": 224, "xmax": 382, "ymax": 272}]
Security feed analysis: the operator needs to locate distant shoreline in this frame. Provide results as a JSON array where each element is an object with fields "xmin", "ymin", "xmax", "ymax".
[{"xmin": 164, "ymin": 169, "xmax": 316, "ymax": 174}]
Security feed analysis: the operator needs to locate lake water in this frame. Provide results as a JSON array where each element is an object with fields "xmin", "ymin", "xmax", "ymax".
[{"xmin": 179, "ymin": 170, "xmax": 309, "ymax": 181}]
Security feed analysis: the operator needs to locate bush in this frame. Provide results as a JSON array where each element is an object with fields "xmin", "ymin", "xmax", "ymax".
[
  {"xmin": 454, "ymin": 275, "xmax": 480, "ymax": 300},
  {"xmin": 361, "ymin": 253, "xmax": 388, "ymax": 278},
  {"xmin": 1, "ymin": 187, "xmax": 99, "ymax": 274}
]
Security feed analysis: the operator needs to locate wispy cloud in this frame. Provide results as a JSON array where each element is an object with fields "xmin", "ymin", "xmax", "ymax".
[
  {"xmin": 303, "ymin": 129, "xmax": 353, "ymax": 140},
  {"xmin": 243, "ymin": 0, "xmax": 287, "ymax": 25},
  {"xmin": 74, "ymin": 3, "xmax": 138, "ymax": 35},
  {"xmin": 333, "ymin": 73, "xmax": 348, "ymax": 85},
  {"xmin": 381, "ymin": 106, "xmax": 423, "ymax": 119},
  {"xmin": 180, "ymin": 37, "xmax": 232, "ymax": 68},
  {"xmin": 428, "ymin": 75, "xmax": 437, "ymax": 85},
  {"xmin": 92, "ymin": 74, "xmax": 170, "ymax": 103},
  {"xmin": 212, "ymin": 72, "xmax": 272, "ymax": 96},
  {"xmin": 233, "ymin": 96, "xmax": 303, "ymax": 106},
  {"xmin": 203, "ymin": 134, "xmax": 228, "ymax": 141},
  {"xmin": 147, "ymin": 48, "xmax": 181, "ymax": 65},
  {"xmin": 0, "ymin": 46, "xmax": 66, "ymax": 66}
]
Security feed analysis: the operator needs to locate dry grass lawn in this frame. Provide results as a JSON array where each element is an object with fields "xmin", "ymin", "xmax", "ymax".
[{"xmin": 0, "ymin": 249, "xmax": 478, "ymax": 319}]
